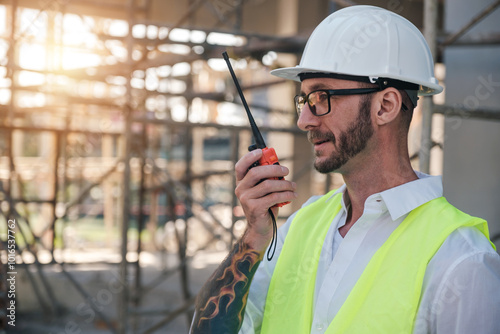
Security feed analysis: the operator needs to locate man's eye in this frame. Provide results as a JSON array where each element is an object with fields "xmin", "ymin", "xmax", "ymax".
[{"xmin": 316, "ymin": 92, "xmax": 328, "ymax": 102}]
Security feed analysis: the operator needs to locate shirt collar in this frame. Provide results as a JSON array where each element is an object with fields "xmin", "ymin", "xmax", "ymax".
[
  {"xmin": 327, "ymin": 184, "xmax": 347, "ymax": 202},
  {"xmin": 325, "ymin": 171, "xmax": 443, "ymax": 221},
  {"xmin": 379, "ymin": 171, "xmax": 443, "ymax": 220}
]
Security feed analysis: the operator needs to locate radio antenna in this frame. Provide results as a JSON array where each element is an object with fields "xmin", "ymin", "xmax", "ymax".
[{"xmin": 222, "ymin": 52, "xmax": 266, "ymax": 149}]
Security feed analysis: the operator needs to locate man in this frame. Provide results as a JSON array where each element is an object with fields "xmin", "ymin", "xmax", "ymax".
[{"xmin": 191, "ymin": 5, "xmax": 500, "ymax": 334}]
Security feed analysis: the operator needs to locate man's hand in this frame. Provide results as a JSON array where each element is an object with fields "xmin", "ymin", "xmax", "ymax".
[
  {"xmin": 191, "ymin": 149, "xmax": 296, "ymax": 333},
  {"xmin": 235, "ymin": 149, "xmax": 297, "ymax": 252}
]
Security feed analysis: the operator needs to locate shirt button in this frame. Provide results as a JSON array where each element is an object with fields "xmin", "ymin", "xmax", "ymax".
[{"xmin": 316, "ymin": 323, "xmax": 324, "ymax": 331}]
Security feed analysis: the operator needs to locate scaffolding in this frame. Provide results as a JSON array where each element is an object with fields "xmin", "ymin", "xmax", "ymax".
[
  {"xmin": 0, "ymin": 0, "xmax": 499, "ymax": 333},
  {"xmin": 0, "ymin": 0, "xmax": 308, "ymax": 332}
]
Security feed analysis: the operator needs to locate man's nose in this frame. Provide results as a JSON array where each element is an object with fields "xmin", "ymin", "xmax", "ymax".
[{"xmin": 297, "ymin": 103, "xmax": 321, "ymax": 131}]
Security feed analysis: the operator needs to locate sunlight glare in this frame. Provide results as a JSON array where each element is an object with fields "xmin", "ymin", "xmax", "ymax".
[
  {"xmin": 107, "ymin": 19, "xmax": 128, "ymax": 37},
  {"xmin": 62, "ymin": 51, "xmax": 101, "ymax": 70},
  {"xmin": 172, "ymin": 62, "xmax": 191, "ymax": 76},
  {"xmin": 132, "ymin": 24, "xmax": 146, "ymax": 38},
  {"xmin": 0, "ymin": 6, "xmax": 6, "ymax": 36},
  {"xmin": 190, "ymin": 30, "xmax": 206, "ymax": 43},
  {"xmin": 17, "ymin": 11, "xmax": 102, "ymax": 72},
  {"xmin": 0, "ymin": 89, "xmax": 10, "ymax": 104},
  {"xmin": 207, "ymin": 32, "xmax": 245, "ymax": 46},
  {"xmin": 20, "ymin": 8, "xmax": 46, "ymax": 40},
  {"xmin": 18, "ymin": 71, "xmax": 45, "ymax": 87},
  {"xmin": 169, "ymin": 97, "xmax": 188, "ymax": 121},
  {"xmin": 159, "ymin": 43, "xmax": 191, "ymax": 55},
  {"xmin": 147, "ymin": 25, "xmax": 158, "ymax": 39},
  {"xmin": 19, "ymin": 44, "xmax": 46, "ymax": 71},
  {"xmin": 216, "ymin": 102, "xmax": 247, "ymax": 126},
  {"xmin": 207, "ymin": 58, "xmax": 229, "ymax": 72},
  {"xmin": 170, "ymin": 28, "xmax": 191, "ymax": 42}
]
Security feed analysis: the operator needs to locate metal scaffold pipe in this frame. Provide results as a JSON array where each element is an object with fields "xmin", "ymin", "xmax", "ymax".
[{"xmin": 419, "ymin": 0, "xmax": 438, "ymax": 174}]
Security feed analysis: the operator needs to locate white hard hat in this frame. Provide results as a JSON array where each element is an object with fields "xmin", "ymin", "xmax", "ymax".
[{"xmin": 271, "ymin": 5, "xmax": 443, "ymax": 97}]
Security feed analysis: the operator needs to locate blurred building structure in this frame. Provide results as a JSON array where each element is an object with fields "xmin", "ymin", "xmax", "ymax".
[
  {"xmin": 0, "ymin": 0, "xmax": 498, "ymax": 333},
  {"xmin": 441, "ymin": 0, "xmax": 500, "ymax": 251}
]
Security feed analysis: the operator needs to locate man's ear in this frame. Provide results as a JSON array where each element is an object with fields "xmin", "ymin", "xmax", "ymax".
[{"xmin": 375, "ymin": 88, "xmax": 403, "ymax": 126}]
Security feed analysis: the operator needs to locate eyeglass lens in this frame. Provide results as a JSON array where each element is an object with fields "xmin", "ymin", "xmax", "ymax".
[{"xmin": 296, "ymin": 91, "xmax": 330, "ymax": 116}]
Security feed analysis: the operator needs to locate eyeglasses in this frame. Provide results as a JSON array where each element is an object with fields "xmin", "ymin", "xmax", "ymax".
[{"xmin": 294, "ymin": 88, "xmax": 381, "ymax": 117}]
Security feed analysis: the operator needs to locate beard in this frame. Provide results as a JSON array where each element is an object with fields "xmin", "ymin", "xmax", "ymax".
[{"xmin": 309, "ymin": 95, "xmax": 374, "ymax": 174}]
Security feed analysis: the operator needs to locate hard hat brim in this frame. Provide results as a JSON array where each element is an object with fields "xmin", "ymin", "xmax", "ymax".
[{"xmin": 270, "ymin": 66, "xmax": 443, "ymax": 96}]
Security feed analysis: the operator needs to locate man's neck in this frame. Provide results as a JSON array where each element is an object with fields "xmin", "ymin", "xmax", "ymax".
[{"xmin": 338, "ymin": 163, "xmax": 418, "ymax": 237}]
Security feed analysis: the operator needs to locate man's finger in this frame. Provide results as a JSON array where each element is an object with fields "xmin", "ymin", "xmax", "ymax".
[{"xmin": 235, "ymin": 149, "xmax": 262, "ymax": 181}]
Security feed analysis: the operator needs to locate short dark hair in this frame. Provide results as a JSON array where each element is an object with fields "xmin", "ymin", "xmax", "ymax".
[{"xmin": 400, "ymin": 90, "xmax": 415, "ymax": 130}]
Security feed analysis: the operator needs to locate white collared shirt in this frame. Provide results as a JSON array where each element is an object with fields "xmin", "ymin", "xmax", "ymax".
[{"xmin": 240, "ymin": 172, "xmax": 500, "ymax": 333}]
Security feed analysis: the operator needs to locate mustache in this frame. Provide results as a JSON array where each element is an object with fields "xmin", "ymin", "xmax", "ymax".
[{"xmin": 307, "ymin": 130, "xmax": 336, "ymax": 144}]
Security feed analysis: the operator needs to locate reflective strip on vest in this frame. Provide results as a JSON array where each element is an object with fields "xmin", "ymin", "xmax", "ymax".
[{"xmin": 261, "ymin": 192, "xmax": 492, "ymax": 333}]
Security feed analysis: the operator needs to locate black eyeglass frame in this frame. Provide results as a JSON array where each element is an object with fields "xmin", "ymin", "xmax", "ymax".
[{"xmin": 294, "ymin": 88, "xmax": 384, "ymax": 117}]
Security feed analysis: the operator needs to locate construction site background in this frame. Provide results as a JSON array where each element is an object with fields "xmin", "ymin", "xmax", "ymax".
[{"xmin": 0, "ymin": 0, "xmax": 499, "ymax": 333}]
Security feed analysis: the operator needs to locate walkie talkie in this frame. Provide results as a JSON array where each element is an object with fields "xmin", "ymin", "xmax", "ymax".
[{"xmin": 222, "ymin": 51, "xmax": 290, "ymax": 209}]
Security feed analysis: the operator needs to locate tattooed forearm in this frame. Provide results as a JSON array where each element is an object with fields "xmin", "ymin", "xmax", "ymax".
[{"xmin": 192, "ymin": 237, "xmax": 263, "ymax": 333}]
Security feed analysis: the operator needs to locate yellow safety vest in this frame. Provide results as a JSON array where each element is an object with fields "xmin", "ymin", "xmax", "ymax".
[{"xmin": 261, "ymin": 190, "xmax": 493, "ymax": 333}]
